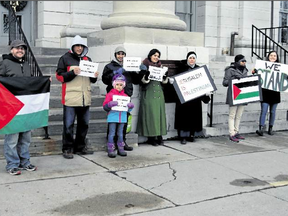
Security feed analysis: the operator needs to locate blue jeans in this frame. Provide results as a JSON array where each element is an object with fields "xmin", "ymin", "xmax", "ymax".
[
  {"xmin": 259, "ymin": 102, "xmax": 278, "ymax": 126},
  {"xmin": 62, "ymin": 105, "xmax": 90, "ymax": 152},
  {"xmin": 4, "ymin": 131, "xmax": 31, "ymax": 171},
  {"xmin": 108, "ymin": 123, "xmax": 125, "ymax": 143}
]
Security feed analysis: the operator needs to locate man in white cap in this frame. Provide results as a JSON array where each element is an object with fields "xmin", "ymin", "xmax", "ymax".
[{"xmin": 56, "ymin": 35, "xmax": 99, "ymax": 159}]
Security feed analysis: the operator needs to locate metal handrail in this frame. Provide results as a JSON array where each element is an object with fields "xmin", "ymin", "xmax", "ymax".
[
  {"xmin": 251, "ymin": 25, "xmax": 288, "ymax": 64},
  {"xmin": 7, "ymin": 3, "xmax": 42, "ymax": 77}
]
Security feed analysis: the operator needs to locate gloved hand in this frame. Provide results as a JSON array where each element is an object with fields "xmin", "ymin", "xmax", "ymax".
[
  {"xmin": 144, "ymin": 71, "xmax": 150, "ymax": 80},
  {"xmin": 113, "ymin": 68, "xmax": 124, "ymax": 75},
  {"xmin": 252, "ymin": 68, "xmax": 258, "ymax": 75},
  {"xmin": 107, "ymin": 101, "xmax": 118, "ymax": 108},
  {"xmin": 168, "ymin": 77, "xmax": 175, "ymax": 84},
  {"xmin": 162, "ymin": 71, "xmax": 168, "ymax": 80},
  {"xmin": 140, "ymin": 64, "xmax": 147, "ymax": 71},
  {"xmin": 127, "ymin": 102, "xmax": 134, "ymax": 109}
]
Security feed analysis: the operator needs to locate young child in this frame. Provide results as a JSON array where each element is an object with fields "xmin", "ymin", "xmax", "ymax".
[{"xmin": 103, "ymin": 74, "xmax": 134, "ymax": 158}]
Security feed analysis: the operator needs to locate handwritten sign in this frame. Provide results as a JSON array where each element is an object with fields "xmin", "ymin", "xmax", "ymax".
[
  {"xmin": 123, "ymin": 57, "xmax": 141, "ymax": 71},
  {"xmin": 111, "ymin": 95, "xmax": 130, "ymax": 112},
  {"xmin": 79, "ymin": 60, "xmax": 99, "ymax": 78},
  {"xmin": 172, "ymin": 65, "xmax": 217, "ymax": 104},
  {"xmin": 148, "ymin": 66, "xmax": 168, "ymax": 82},
  {"xmin": 254, "ymin": 60, "xmax": 288, "ymax": 92}
]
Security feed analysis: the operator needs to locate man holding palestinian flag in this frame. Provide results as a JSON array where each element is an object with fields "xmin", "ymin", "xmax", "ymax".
[{"xmin": 0, "ymin": 40, "xmax": 50, "ymax": 175}]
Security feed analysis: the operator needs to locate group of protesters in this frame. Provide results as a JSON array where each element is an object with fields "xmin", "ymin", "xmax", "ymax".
[{"xmin": 0, "ymin": 35, "xmax": 282, "ymax": 175}]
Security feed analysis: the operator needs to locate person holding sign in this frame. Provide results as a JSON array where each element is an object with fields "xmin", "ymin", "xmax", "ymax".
[
  {"xmin": 172, "ymin": 51, "xmax": 211, "ymax": 144},
  {"xmin": 56, "ymin": 35, "xmax": 99, "ymax": 159},
  {"xmin": 222, "ymin": 54, "xmax": 248, "ymax": 143},
  {"xmin": 102, "ymin": 46, "xmax": 140, "ymax": 151},
  {"xmin": 253, "ymin": 51, "xmax": 281, "ymax": 136},
  {"xmin": 137, "ymin": 49, "xmax": 169, "ymax": 146},
  {"xmin": 103, "ymin": 74, "xmax": 134, "ymax": 158}
]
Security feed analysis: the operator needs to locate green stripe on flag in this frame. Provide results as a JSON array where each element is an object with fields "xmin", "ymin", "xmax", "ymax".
[
  {"xmin": 0, "ymin": 110, "xmax": 48, "ymax": 135},
  {"xmin": 235, "ymin": 91, "xmax": 259, "ymax": 100}
]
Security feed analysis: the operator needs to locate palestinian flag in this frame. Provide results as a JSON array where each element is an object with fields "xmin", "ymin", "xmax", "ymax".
[
  {"xmin": 0, "ymin": 76, "xmax": 50, "ymax": 135},
  {"xmin": 230, "ymin": 75, "xmax": 262, "ymax": 105}
]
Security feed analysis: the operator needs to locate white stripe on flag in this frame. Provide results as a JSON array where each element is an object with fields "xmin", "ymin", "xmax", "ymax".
[
  {"xmin": 236, "ymin": 86, "xmax": 259, "ymax": 93},
  {"xmin": 234, "ymin": 97, "xmax": 260, "ymax": 105},
  {"xmin": 16, "ymin": 93, "xmax": 50, "ymax": 115}
]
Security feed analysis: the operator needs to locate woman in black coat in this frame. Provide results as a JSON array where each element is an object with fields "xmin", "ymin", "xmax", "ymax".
[{"xmin": 173, "ymin": 51, "xmax": 210, "ymax": 144}]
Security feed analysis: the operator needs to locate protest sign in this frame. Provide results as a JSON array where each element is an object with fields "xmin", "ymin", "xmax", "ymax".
[
  {"xmin": 172, "ymin": 65, "xmax": 216, "ymax": 104},
  {"xmin": 123, "ymin": 57, "xmax": 141, "ymax": 71},
  {"xmin": 79, "ymin": 60, "xmax": 99, "ymax": 78},
  {"xmin": 254, "ymin": 60, "xmax": 288, "ymax": 92},
  {"xmin": 148, "ymin": 66, "xmax": 168, "ymax": 82},
  {"xmin": 229, "ymin": 75, "xmax": 262, "ymax": 106},
  {"xmin": 111, "ymin": 95, "xmax": 130, "ymax": 112}
]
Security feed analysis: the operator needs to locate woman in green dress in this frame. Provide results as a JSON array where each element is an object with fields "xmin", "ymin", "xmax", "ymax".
[{"xmin": 137, "ymin": 49, "xmax": 169, "ymax": 146}]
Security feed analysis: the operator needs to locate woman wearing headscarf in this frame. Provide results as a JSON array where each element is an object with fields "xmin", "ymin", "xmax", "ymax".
[
  {"xmin": 137, "ymin": 49, "xmax": 169, "ymax": 146},
  {"xmin": 173, "ymin": 51, "xmax": 210, "ymax": 144}
]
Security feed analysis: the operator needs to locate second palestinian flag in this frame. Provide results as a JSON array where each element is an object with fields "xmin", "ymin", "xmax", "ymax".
[
  {"xmin": 0, "ymin": 76, "xmax": 50, "ymax": 135},
  {"xmin": 230, "ymin": 75, "xmax": 262, "ymax": 106}
]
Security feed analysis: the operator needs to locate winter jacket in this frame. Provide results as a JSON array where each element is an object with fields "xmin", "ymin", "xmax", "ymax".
[
  {"xmin": 222, "ymin": 63, "xmax": 248, "ymax": 105},
  {"xmin": 103, "ymin": 88, "xmax": 133, "ymax": 123},
  {"xmin": 0, "ymin": 54, "xmax": 31, "ymax": 77},
  {"xmin": 102, "ymin": 60, "xmax": 139, "ymax": 97},
  {"xmin": 56, "ymin": 36, "xmax": 97, "ymax": 107}
]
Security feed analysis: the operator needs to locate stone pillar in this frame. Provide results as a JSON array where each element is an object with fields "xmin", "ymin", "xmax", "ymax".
[{"xmin": 101, "ymin": 1, "xmax": 186, "ymax": 31}]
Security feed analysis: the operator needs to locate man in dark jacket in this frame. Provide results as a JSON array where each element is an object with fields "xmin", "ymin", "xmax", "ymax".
[
  {"xmin": 0, "ymin": 40, "xmax": 37, "ymax": 175},
  {"xmin": 102, "ymin": 46, "xmax": 139, "ymax": 151},
  {"xmin": 56, "ymin": 35, "xmax": 99, "ymax": 159}
]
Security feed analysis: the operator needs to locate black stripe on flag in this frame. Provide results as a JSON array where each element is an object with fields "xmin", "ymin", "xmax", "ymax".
[
  {"xmin": 234, "ymin": 80, "xmax": 259, "ymax": 88},
  {"xmin": 0, "ymin": 76, "xmax": 50, "ymax": 96}
]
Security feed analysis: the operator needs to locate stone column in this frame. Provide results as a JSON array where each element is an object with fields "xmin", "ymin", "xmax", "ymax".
[{"xmin": 101, "ymin": 1, "xmax": 186, "ymax": 31}]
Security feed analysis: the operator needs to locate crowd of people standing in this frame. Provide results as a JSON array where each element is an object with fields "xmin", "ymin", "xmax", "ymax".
[{"xmin": 1, "ymin": 35, "xmax": 285, "ymax": 175}]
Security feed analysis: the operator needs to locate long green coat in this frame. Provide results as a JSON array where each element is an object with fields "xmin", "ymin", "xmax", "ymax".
[{"xmin": 137, "ymin": 59, "xmax": 167, "ymax": 137}]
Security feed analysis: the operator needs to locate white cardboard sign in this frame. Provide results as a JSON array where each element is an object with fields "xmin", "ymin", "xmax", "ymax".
[
  {"xmin": 79, "ymin": 60, "xmax": 99, "ymax": 78},
  {"xmin": 123, "ymin": 57, "xmax": 141, "ymax": 71},
  {"xmin": 148, "ymin": 66, "xmax": 168, "ymax": 82},
  {"xmin": 111, "ymin": 95, "xmax": 130, "ymax": 112}
]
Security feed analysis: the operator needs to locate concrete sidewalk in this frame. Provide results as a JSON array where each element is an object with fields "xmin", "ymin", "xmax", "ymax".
[{"xmin": 1, "ymin": 131, "xmax": 288, "ymax": 216}]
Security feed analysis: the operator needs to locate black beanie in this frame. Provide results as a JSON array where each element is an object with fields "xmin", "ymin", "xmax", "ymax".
[
  {"xmin": 234, "ymin": 54, "xmax": 245, "ymax": 63},
  {"xmin": 186, "ymin": 51, "xmax": 197, "ymax": 60}
]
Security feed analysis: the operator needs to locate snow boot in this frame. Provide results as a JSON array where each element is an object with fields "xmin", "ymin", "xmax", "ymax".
[
  {"xmin": 107, "ymin": 143, "xmax": 117, "ymax": 158},
  {"xmin": 117, "ymin": 142, "xmax": 127, "ymax": 156}
]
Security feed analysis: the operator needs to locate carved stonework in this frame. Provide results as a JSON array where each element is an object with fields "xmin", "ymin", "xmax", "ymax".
[{"xmin": 0, "ymin": 1, "xmax": 27, "ymax": 12}]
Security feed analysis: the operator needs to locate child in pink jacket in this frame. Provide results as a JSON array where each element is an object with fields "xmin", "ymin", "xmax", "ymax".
[{"xmin": 103, "ymin": 74, "xmax": 134, "ymax": 158}]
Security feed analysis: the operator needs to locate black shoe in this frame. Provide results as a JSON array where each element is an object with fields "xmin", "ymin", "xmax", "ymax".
[
  {"xmin": 75, "ymin": 147, "xmax": 94, "ymax": 155},
  {"xmin": 187, "ymin": 136, "xmax": 194, "ymax": 142},
  {"xmin": 180, "ymin": 138, "xmax": 187, "ymax": 144},
  {"xmin": 19, "ymin": 164, "xmax": 37, "ymax": 171},
  {"xmin": 124, "ymin": 142, "xmax": 133, "ymax": 151},
  {"xmin": 152, "ymin": 141, "xmax": 159, "ymax": 146},
  {"xmin": 157, "ymin": 136, "xmax": 164, "ymax": 145},
  {"xmin": 63, "ymin": 150, "xmax": 74, "ymax": 159}
]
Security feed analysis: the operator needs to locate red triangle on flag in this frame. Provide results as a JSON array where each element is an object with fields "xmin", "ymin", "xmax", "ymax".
[
  {"xmin": 0, "ymin": 83, "xmax": 24, "ymax": 130},
  {"xmin": 233, "ymin": 84, "xmax": 241, "ymax": 100}
]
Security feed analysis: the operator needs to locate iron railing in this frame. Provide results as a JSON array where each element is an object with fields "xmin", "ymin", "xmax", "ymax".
[
  {"xmin": 7, "ymin": 3, "xmax": 42, "ymax": 77},
  {"xmin": 252, "ymin": 25, "xmax": 288, "ymax": 64}
]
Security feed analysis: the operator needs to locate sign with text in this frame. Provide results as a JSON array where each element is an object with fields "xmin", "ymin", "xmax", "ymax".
[
  {"xmin": 111, "ymin": 95, "xmax": 130, "ymax": 112},
  {"xmin": 254, "ymin": 60, "xmax": 288, "ymax": 92},
  {"xmin": 148, "ymin": 66, "xmax": 168, "ymax": 82},
  {"xmin": 229, "ymin": 75, "xmax": 262, "ymax": 106},
  {"xmin": 172, "ymin": 65, "xmax": 217, "ymax": 104},
  {"xmin": 79, "ymin": 60, "xmax": 99, "ymax": 78},
  {"xmin": 123, "ymin": 57, "xmax": 141, "ymax": 71}
]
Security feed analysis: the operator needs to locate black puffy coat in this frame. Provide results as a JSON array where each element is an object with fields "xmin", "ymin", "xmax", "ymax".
[
  {"xmin": 102, "ymin": 60, "xmax": 139, "ymax": 97},
  {"xmin": 0, "ymin": 54, "xmax": 31, "ymax": 77}
]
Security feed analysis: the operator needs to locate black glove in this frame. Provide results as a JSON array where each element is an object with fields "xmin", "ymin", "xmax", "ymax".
[
  {"xmin": 252, "ymin": 68, "xmax": 258, "ymax": 75},
  {"xmin": 144, "ymin": 71, "xmax": 150, "ymax": 80}
]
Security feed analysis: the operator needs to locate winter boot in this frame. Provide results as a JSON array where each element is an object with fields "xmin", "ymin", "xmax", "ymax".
[
  {"xmin": 117, "ymin": 142, "xmax": 127, "ymax": 156},
  {"xmin": 256, "ymin": 125, "xmax": 264, "ymax": 136},
  {"xmin": 268, "ymin": 125, "xmax": 274, "ymax": 135},
  {"xmin": 157, "ymin": 136, "xmax": 164, "ymax": 145},
  {"xmin": 107, "ymin": 143, "xmax": 117, "ymax": 158}
]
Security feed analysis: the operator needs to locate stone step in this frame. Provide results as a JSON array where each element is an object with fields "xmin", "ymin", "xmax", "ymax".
[
  {"xmin": 49, "ymin": 107, "xmax": 107, "ymax": 121},
  {"xmin": 0, "ymin": 132, "xmax": 138, "ymax": 157},
  {"xmin": 32, "ymin": 119, "xmax": 108, "ymax": 137},
  {"xmin": 49, "ymin": 95, "xmax": 105, "ymax": 108},
  {"xmin": 204, "ymin": 120, "xmax": 288, "ymax": 137}
]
